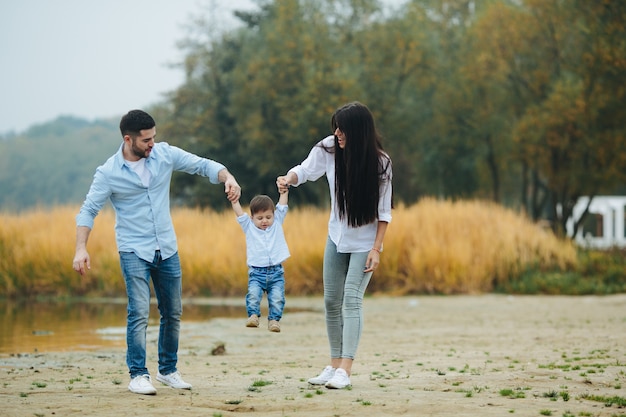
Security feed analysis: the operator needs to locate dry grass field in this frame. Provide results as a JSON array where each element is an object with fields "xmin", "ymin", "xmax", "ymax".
[{"xmin": 0, "ymin": 199, "xmax": 577, "ymax": 297}]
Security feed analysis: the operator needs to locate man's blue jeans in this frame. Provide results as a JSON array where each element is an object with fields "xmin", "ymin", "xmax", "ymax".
[
  {"xmin": 246, "ymin": 265, "xmax": 285, "ymax": 321},
  {"xmin": 120, "ymin": 251, "xmax": 182, "ymax": 378},
  {"xmin": 323, "ymin": 237, "xmax": 373, "ymax": 360}
]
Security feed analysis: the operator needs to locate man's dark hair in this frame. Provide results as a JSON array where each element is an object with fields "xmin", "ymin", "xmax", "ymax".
[
  {"xmin": 249, "ymin": 195, "xmax": 275, "ymax": 215},
  {"xmin": 119, "ymin": 110, "xmax": 156, "ymax": 137}
]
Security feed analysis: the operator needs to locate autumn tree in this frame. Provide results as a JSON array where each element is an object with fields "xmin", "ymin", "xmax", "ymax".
[{"xmin": 466, "ymin": 0, "xmax": 626, "ymax": 236}]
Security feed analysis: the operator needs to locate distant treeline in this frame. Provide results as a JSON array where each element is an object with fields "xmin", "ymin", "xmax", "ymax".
[{"xmin": 0, "ymin": 116, "xmax": 120, "ymax": 211}]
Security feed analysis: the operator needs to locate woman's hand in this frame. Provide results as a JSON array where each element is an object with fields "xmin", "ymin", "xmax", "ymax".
[
  {"xmin": 276, "ymin": 175, "xmax": 290, "ymax": 193},
  {"xmin": 364, "ymin": 249, "xmax": 380, "ymax": 273}
]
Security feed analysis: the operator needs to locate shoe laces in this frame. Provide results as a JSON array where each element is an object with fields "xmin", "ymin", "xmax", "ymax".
[
  {"xmin": 132, "ymin": 374, "xmax": 152, "ymax": 386},
  {"xmin": 321, "ymin": 366, "xmax": 335, "ymax": 377},
  {"xmin": 168, "ymin": 371, "xmax": 183, "ymax": 381}
]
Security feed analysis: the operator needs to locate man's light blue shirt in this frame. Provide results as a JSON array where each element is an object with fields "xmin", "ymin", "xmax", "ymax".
[
  {"xmin": 76, "ymin": 141, "xmax": 225, "ymax": 262},
  {"xmin": 237, "ymin": 204, "xmax": 290, "ymax": 267}
]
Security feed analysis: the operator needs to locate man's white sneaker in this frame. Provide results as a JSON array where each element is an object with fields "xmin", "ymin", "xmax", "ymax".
[
  {"xmin": 128, "ymin": 374, "xmax": 157, "ymax": 395},
  {"xmin": 156, "ymin": 371, "xmax": 192, "ymax": 389},
  {"xmin": 325, "ymin": 368, "xmax": 351, "ymax": 389},
  {"xmin": 307, "ymin": 366, "xmax": 336, "ymax": 385}
]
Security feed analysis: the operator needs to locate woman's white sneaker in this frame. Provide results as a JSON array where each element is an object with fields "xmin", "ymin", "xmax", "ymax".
[
  {"xmin": 156, "ymin": 371, "xmax": 192, "ymax": 389},
  {"xmin": 128, "ymin": 374, "xmax": 157, "ymax": 395},
  {"xmin": 307, "ymin": 366, "xmax": 336, "ymax": 385},
  {"xmin": 325, "ymin": 368, "xmax": 351, "ymax": 389}
]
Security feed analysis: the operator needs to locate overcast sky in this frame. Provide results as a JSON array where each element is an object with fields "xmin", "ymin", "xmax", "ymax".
[{"xmin": 0, "ymin": 0, "xmax": 255, "ymax": 134}]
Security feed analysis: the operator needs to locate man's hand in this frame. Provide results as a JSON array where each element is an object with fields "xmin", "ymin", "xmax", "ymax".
[
  {"xmin": 73, "ymin": 249, "xmax": 91, "ymax": 276},
  {"xmin": 223, "ymin": 173, "xmax": 241, "ymax": 203}
]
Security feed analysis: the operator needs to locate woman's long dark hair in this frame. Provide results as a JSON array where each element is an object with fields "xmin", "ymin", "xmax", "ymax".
[{"xmin": 329, "ymin": 102, "xmax": 391, "ymax": 227}]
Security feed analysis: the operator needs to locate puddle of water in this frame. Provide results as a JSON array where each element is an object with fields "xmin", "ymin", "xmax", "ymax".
[{"xmin": 0, "ymin": 298, "xmax": 247, "ymax": 354}]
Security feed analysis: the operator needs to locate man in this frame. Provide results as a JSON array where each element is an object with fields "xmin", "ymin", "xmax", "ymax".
[{"xmin": 72, "ymin": 109, "xmax": 240, "ymax": 395}]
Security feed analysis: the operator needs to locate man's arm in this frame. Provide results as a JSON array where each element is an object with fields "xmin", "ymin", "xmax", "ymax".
[{"xmin": 218, "ymin": 168, "xmax": 241, "ymax": 202}]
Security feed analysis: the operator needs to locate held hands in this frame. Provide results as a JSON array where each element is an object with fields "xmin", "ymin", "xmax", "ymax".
[
  {"xmin": 224, "ymin": 176, "xmax": 241, "ymax": 203},
  {"xmin": 276, "ymin": 175, "xmax": 290, "ymax": 194}
]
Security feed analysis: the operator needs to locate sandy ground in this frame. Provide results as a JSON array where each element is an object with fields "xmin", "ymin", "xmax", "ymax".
[{"xmin": 1, "ymin": 294, "xmax": 625, "ymax": 417}]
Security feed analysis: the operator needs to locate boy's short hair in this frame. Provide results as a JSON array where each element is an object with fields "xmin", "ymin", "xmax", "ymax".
[{"xmin": 249, "ymin": 195, "xmax": 274, "ymax": 215}]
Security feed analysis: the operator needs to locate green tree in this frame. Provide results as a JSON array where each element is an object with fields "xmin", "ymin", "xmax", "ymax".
[
  {"xmin": 347, "ymin": 1, "xmax": 434, "ymax": 203},
  {"xmin": 406, "ymin": 0, "xmax": 485, "ymax": 199},
  {"xmin": 465, "ymin": 0, "xmax": 626, "ymax": 237}
]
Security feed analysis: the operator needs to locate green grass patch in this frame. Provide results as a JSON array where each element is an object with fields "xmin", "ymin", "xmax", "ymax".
[{"xmin": 579, "ymin": 393, "xmax": 626, "ymax": 407}]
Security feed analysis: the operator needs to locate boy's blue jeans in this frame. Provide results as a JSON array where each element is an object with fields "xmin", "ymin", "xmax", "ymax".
[
  {"xmin": 246, "ymin": 265, "xmax": 286, "ymax": 321},
  {"xmin": 120, "ymin": 250, "xmax": 182, "ymax": 378}
]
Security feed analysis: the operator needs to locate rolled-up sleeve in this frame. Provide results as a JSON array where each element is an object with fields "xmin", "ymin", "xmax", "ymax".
[
  {"xmin": 378, "ymin": 164, "xmax": 393, "ymax": 223},
  {"xmin": 289, "ymin": 137, "xmax": 333, "ymax": 186},
  {"xmin": 378, "ymin": 179, "xmax": 392, "ymax": 223},
  {"xmin": 76, "ymin": 167, "xmax": 111, "ymax": 229},
  {"xmin": 170, "ymin": 145, "xmax": 225, "ymax": 183}
]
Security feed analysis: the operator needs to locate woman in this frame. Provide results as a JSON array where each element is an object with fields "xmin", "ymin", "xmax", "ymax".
[{"xmin": 277, "ymin": 101, "xmax": 392, "ymax": 389}]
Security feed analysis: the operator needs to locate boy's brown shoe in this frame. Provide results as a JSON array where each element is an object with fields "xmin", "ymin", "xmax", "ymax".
[
  {"xmin": 268, "ymin": 320, "xmax": 281, "ymax": 332},
  {"xmin": 246, "ymin": 314, "xmax": 259, "ymax": 328}
]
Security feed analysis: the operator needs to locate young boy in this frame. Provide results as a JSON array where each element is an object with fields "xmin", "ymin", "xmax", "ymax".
[{"xmin": 231, "ymin": 188, "xmax": 289, "ymax": 332}]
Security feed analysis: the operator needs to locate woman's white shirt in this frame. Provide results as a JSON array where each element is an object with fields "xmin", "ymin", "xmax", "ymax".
[{"xmin": 288, "ymin": 135, "xmax": 392, "ymax": 253}]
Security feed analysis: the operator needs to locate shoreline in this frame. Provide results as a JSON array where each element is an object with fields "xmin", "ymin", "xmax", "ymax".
[{"xmin": 1, "ymin": 295, "xmax": 625, "ymax": 416}]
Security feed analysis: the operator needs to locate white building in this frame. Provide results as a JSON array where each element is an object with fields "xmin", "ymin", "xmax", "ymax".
[{"xmin": 566, "ymin": 196, "xmax": 626, "ymax": 248}]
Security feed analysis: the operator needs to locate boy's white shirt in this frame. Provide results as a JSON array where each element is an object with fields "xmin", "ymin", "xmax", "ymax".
[{"xmin": 237, "ymin": 204, "xmax": 290, "ymax": 267}]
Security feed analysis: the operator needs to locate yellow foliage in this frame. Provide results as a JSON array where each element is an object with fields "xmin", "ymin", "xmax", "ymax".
[
  {"xmin": 0, "ymin": 200, "xmax": 577, "ymax": 297},
  {"xmin": 374, "ymin": 199, "xmax": 576, "ymax": 295}
]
